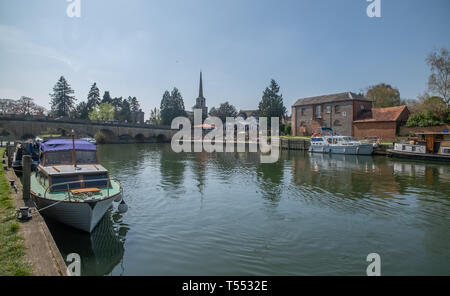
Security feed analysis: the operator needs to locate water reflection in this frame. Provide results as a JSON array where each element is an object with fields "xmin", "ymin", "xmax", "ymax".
[
  {"xmin": 46, "ymin": 207, "xmax": 128, "ymax": 276},
  {"xmin": 45, "ymin": 144, "xmax": 450, "ymax": 275}
]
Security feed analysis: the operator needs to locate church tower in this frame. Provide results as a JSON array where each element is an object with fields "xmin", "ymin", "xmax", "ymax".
[{"xmin": 193, "ymin": 71, "xmax": 208, "ymax": 119}]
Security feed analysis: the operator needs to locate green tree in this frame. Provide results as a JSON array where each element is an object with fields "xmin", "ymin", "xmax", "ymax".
[
  {"xmin": 101, "ymin": 91, "xmax": 112, "ymax": 104},
  {"xmin": 406, "ymin": 93, "xmax": 449, "ymax": 127},
  {"xmin": 209, "ymin": 101, "xmax": 237, "ymax": 122},
  {"xmin": 149, "ymin": 107, "xmax": 161, "ymax": 125},
  {"xmin": 116, "ymin": 99, "xmax": 131, "ymax": 122},
  {"xmin": 50, "ymin": 76, "xmax": 76, "ymax": 117},
  {"xmin": 128, "ymin": 96, "xmax": 140, "ymax": 112},
  {"xmin": 160, "ymin": 88, "xmax": 186, "ymax": 125},
  {"xmin": 73, "ymin": 101, "xmax": 90, "ymax": 120},
  {"xmin": 86, "ymin": 83, "xmax": 101, "ymax": 112},
  {"xmin": 89, "ymin": 103, "xmax": 115, "ymax": 121},
  {"xmin": 258, "ymin": 79, "xmax": 287, "ymax": 125},
  {"xmin": 426, "ymin": 48, "xmax": 450, "ymax": 107},
  {"xmin": 366, "ymin": 83, "xmax": 402, "ymax": 108}
]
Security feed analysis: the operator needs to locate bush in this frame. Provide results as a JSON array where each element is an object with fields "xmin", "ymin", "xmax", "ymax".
[
  {"xmin": 406, "ymin": 112, "xmax": 446, "ymax": 127},
  {"xmin": 284, "ymin": 124, "xmax": 292, "ymax": 135}
]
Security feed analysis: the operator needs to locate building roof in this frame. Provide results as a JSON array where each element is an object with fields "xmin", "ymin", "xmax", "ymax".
[
  {"xmin": 354, "ymin": 105, "xmax": 408, "ymax": 123},
  {"xmin": 237, "ymin": 110, "xmax": 259, "ymax": 118},
  {"xmin": 293, "ymin": 92, "xmax": 370, "ymax": 107}
]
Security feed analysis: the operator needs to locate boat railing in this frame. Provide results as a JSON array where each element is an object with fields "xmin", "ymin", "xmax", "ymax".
[{"xmin": 43, "ymin": 178, "xmax": 121, "ymax": 201}]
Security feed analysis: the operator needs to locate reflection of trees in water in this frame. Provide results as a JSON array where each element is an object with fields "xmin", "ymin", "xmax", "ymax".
[
  {"xmin": 45, "ymin": 207, "xmax": 128, "ymax": 276},
  {"xmin": 256, "ymin": 158, "xmax": 284, "ymax": 203},
  {"xmin": 97, "ymin": 144, "xmax": 155, "ymax": 176},
  {"xmin": 159, "ymin": 144, "xmax": 187, "ymax": 192}
]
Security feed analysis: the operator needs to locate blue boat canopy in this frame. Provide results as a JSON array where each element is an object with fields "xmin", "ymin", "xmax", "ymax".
[{"xmin": 40, "ymin": 139, "xmax": 96, "ymax": 153}]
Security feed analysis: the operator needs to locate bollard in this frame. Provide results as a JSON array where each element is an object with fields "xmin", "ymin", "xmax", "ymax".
[{"xmin": 22, "ymin": 155, "xmax": 31, "ymax": 201}]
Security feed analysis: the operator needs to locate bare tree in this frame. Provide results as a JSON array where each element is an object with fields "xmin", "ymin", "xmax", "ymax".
[{"xmin": 426, "ymin": 48, "xmax": 450, "ymax": 107}]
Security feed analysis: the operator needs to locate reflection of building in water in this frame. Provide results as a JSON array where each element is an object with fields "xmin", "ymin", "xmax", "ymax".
[
  {"xmin": 393, "ymin": 162, "xmax": 426, "ymax": 177},
  {"xmin": 290, "ymin": 153, "xmax": 401, "ymax": 199},
  {"xmin": 46, "ymin": 207, "xmax": 128, "ymax": 276}
]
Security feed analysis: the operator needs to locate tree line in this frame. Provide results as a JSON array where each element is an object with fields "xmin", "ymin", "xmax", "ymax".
[
  {"xmin": 362, "ymin": 48, "xmax": 449, "ymax": 127},
  {"xmin": 49, "ymin": 76, "xmax": 142, "ymax": 123}
]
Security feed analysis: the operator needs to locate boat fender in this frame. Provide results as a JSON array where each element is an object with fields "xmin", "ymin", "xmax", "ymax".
[{"xmin": 118, "ymin": 200, "xmax": 128, "ymax": 213}]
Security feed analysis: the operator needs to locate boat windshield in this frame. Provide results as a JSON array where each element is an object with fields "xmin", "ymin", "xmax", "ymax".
[
  {"xmin": 44, "ymin": 150, "xmax": 97, "ymax": 165},
  {"xmin": 45, "ymin": 151, "xmax": 73, "ymax": 165}
]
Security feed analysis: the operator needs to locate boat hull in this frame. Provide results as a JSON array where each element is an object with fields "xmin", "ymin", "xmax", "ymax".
[
  {"xmin": 31, "ymin": 193, "xmax": 119, "ymax": 233},
  {"xmin": 387, "ymin": 150, "xmax": 450, "ymax": 162},
  {"xmin": 309, "ymin": 144, "xmax": 373, "ymax": 155}
]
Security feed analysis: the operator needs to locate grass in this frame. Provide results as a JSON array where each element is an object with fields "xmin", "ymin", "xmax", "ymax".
[
  {"xmin": 280, "ymin": 135, "xmax": 311, "ymax": 140},
  {"xmin": 38, "ymin": 134, "xmax": 62, "ymax": 138},
  {"xmin": 0, "ymin": 148, "xmax": 32, "ymax": 276}
]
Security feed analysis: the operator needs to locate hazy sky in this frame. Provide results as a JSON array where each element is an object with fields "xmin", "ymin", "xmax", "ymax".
[{"xmin": 0, "ymin": 0, "xmax": 449, "ymax": 116}]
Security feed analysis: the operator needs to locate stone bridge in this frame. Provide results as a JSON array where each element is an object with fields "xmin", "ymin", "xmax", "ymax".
[{"xmin": 0, "ymin": 116, "xmax": 176, "ymax": 143}]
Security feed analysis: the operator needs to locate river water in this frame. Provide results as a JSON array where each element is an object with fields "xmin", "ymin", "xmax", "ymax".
[{"xmin": 45, "ymin": 143, "xmax": 450, "ymax": 275}]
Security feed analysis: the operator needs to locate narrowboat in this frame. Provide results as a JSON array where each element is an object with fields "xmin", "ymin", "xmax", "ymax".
[{"xmin": 388, "ymin": 131, "xmax": 450, "ymax": 162}]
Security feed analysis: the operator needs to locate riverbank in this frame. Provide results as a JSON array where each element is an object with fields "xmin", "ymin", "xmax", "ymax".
[
  {"xmin": 1, "ymin": 148, "xmax": 67, "ymax": 276},
  {"xmin": 0, "ymin": 148, "xmax": 31, "ymax": 275}
]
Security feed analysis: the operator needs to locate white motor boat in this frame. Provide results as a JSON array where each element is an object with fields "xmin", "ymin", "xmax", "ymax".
[{"xmin": 309, "ymin": 127, "xmax": 374, "ymax": 155}]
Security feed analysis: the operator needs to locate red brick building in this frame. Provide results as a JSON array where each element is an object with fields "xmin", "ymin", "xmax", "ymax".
[
  {"xmin": 353, "ymin": 105, "xmax": 410, "ymax": 140},
  {"xmin": 292, "ymin": 92, "xmax": 373, "ymax": 136}
]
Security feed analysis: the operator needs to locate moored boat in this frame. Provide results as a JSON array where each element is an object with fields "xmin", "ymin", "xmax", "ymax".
[
  {"xmin": 388, "ymin": 131, "xmax": 450, "ymax": 162},
  {"xmin": 309, "ymin": 127, "xmax": 374, "ymax": 155},
  {"xmin": 30, "ymin": 139, "xmax": 122, "ymax": 232}
]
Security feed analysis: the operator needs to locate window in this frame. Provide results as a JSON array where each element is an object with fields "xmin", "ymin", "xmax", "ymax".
[
  {"xmin": 361, "ymin": 105, "xmax": 365, "ymax": 111},
  {"xmin": 45, "ymin": 151, "xmax": 72, "ymax": 165},
  {"xmin": 84, "ymin": 173, "xmax": 109, "ymax": 188},
  {"xmin": 315, "ymin": 106, "xmax": 322, "ymax": 118},
  {"xmin": 76, "ymin": 151, "xmax": 97, "ymax": 164},
  {"xmin": 326, "ymin": 106, "xmax": 331, "ymax": 114},
  {"xmin": 342, "ymin": 111, "xmax": 347, "ymax": 117},
  {"xmin": 335, "ymin": 105, "xmax": 340, "ymax": 113},
  {"xmin": 51, "ymin": 175, "xmax": 82, "ymax": 191},
  {"xmin": 301, "ymin": 108, "xmax": 305, "ymax": 116}
]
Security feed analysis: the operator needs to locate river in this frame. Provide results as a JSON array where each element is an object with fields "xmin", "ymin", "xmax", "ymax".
[{"xmin": 45, "ymin": 143, "xmax": 450, "ymax": 275}]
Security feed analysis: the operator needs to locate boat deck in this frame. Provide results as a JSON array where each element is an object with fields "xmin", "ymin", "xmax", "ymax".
[{"xmin": 30, "ymin": 175, "xmax": 122, "ymax": 202}]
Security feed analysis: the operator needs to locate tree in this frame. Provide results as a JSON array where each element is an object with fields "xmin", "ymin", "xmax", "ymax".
[
  {"xmin": 406, "ymin": 93, "xmax": 449, "ymax": 127},
  {"xmin": 209, "ymin": 101, "xmax": 237, "ymax": 122},
  {"xmin": 86, "ymin": 83, "xmax": 101, "ymax": 111},
  {"xmin": 366, "ymin": 83, "xmax": 401, "ymax": 108},
  {"xmin": 258, "ymin": 79, "xmax": 287, "ymax": 125},
  {"xmin": 149, "ymin": 107, "xmax": 161, "ymax": 125},
  {"xmin": 426, "ymin": 48, "xmax": 450, "ymax": 107},
  {"xmin": 74, "ymin": 101, "xmax": 90, "ymax": 120},
  {"xmin": 50, "ymin": 76, "xmax": 76, "ymax": 117},
  {"xmin": 160, "ymin": 88, "xmax": 186, "ymax": 125},
  {"xmin": 128, "ymin": 96, "xmax": 140, "ymax": 112},
  {"xmin": 89, "ymin": 103, "xmax": 115, "ymax": 121},
  {"xmin": 101, "ymin": 91, "xmax": 112, "ymax": 104}
]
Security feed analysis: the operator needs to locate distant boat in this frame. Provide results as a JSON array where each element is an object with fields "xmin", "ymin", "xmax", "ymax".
[
  {"xmin": 30, "ymin": 139, "xmax": 122, "ymax": 232},
  {"xmin": 12, "ymin": 141, "xmax": 40, "ymax": 175},
  {"xmin": 81, "ymin": 137, "xmax": 97, "ymax": 145},
  {"xmin": 309, "ymin": 127, "xmax": 374, "ymax": 155}
]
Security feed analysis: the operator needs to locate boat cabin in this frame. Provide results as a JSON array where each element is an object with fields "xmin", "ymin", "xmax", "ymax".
[{"xmin": 36, "ymin": 139, "xmax": 111, "ymax": 193}]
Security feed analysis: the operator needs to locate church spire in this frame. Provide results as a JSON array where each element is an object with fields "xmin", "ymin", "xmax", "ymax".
[{"xmin": 199, "ymin": 71, "xmax": 203, "ymax": 98}]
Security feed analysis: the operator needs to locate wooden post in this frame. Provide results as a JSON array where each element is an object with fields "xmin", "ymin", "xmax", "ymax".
[{"xmin": 22, "ymin": 155, "xmax": 31, "ymax": 200}]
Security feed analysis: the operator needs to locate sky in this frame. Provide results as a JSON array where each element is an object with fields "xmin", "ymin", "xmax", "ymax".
[{"xmin": 0, "ymin": 0, "xmax": 449, "ymax": 117}]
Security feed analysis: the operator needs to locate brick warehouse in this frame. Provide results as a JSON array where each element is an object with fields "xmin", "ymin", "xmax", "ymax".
[
  {"xmin": 353, "ymin": 105, "xmax": 410, "ymax": 140},
  {"xmin": 291, "ymin": 92, "xmax": 373, "ymax": 136}
]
